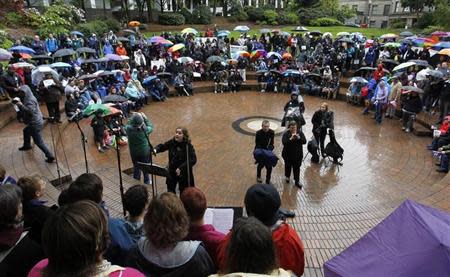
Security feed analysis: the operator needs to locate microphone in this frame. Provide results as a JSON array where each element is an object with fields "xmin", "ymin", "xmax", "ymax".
[
  {"xmin": 43, "ymin": 116, "xmax": 55, "ymax": 120},
  {"xmin": 68, "ymin": 111, "xmax": 81, "ymax": 121}
]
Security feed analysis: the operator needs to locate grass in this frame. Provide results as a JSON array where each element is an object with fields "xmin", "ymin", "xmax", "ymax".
[{"xmin": 144, "ymin": 25, "xmax": 402, "ymax": 39}]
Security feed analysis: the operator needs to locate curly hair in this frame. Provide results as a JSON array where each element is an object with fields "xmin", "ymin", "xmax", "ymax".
[
  {"xmin": 144, "ymin": 192, "xmax": 189, "ymax": 249},
  {"xmin": 176, "ymin": 127, "xmax": 191, "ymax": 143}
]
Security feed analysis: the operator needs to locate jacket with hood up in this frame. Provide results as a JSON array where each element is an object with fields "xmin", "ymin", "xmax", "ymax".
[{"xmin": 19, "ymin": 85, "xmax": 44, "ymax": 127}]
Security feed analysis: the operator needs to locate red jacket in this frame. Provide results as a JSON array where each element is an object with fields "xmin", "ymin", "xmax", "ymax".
[{"xmin": 216, "ymin": 222, "xmax": 305, "ymax": 276}]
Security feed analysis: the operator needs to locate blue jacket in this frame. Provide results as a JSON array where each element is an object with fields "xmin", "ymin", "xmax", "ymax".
[{"xmin": 45, "ymin": 38, "xmax": 58, "ymax": 53}]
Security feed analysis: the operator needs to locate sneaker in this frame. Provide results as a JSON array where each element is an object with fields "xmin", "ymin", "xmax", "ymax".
[
  {"xmin": 402, "ymin": 127, "xmax": 406, "ymax": 131},
  {"xmin": 405, "ymin": 128, "xmax": 411, "ymax": 133},
  {"xmin": 294, "ymin": 182, "xmax": 303, "ymax": 189},
  {"xmin": 214, "ymin": 91, "xmax": 217, "ymax": 94},
  {"xmin": 436, "ymin": 168, "xmax": 449, "ymax": 173},
  {"xmin": 285, "ymin": 177, "xmax": 290, "ymax": 183},
  {"xmin": 45, "ymin": 157, "xmax": 55, "ymax": 163},
  {"xmin": 98, "ymin": 147, "xmax": 105, "ymax": 153},
  {"xmin": 256, "ymin": 177, "xmax": 262, "ymax": 183},
  {"xmin": 19, "ymin": 146, "xmax": 32, "ymax": 151}
]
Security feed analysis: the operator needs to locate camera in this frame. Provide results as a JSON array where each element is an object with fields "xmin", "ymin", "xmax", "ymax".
[{"xmin": 11, "ymin": 97, "xmax": 20, "ymax": 104}]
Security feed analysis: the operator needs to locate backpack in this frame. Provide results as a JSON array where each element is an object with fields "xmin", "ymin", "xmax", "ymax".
[
  {"xmin": 324, "ymin": 130, "xmax": 344, "ymax": 163},
  {"xmin": 307, "ymin": 137, "xmax": 320, "ymax": 163}
]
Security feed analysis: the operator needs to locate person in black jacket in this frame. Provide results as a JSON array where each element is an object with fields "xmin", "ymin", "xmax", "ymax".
[
  {"xmin": 401, "ymin": 90, "xmax": 423, "ymax": 133},
  {"xmin": 283, "ymin": 92, "xmax": 306, "ymax": 128},
  {"xmin": 255, "ymin": 120, "xmax": 275, "ymax": 184},
  {"xmin": 155, "ymin": 127, "xmax": 197, "ymax": 194},
  {"xmin": 0, "ymin": 184, "xmax": 45, "ymax": 277},
  {"xmin": 282, "ymin": 121, "xmax": 307, "ymax": 188},
  {"xmin": 38, "ymin": 74, "xmax": 63, "ymax": 123},
  {"xmin": 311, "ymin": 102, "xmax": 334, "ymax": 157}
]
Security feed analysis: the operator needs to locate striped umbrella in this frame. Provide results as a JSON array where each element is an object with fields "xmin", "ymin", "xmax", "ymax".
[
  {"xmin": 168, "ymin": 43, "xmax": 185, "ymax": 52},
  {"xmin": 251, "ymin": 49, "xmax": 267, "ymax": 59},
  {"xmin": 181, "ymin": 28, "xmax": 198, "ymax": 35}
]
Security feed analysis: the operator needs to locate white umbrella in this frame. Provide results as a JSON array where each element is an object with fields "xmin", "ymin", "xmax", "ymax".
[
  {"xmin": 50, "ymin": 62, "xmax": 72, "ymax": 68},
  {"xmin": 234, "ymin": 25, "xmax": 250, "ymax": 32},
  {"xmin": 178, "ymin": 56, "xmax": 194, "ymax": 64},
  {"xmin": 13, "ymin": 62, "xmax": 35, "ymax": 69},
  {"xmin": 32, "ymin": 66, "xmax": 59, "ymax": 85},
  {"xmin": 393, "ymin": 61, "xmax": 416, "ymax": 71}
]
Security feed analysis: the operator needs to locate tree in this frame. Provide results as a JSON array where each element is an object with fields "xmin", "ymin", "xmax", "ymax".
[
  {"xmin": 400, "ymin": 0, "xmax": 435, "ymax": 13},
  {"xmin": 433, "ymin": 0, "xmax": 450, "ymax": 28},
  {"xmin": 320, "ymin": 0, "xmax": 339, "ymax": 17},
  {"xmin": 147, "ymin": 0, "xmax": 153, "ymax": 21}
]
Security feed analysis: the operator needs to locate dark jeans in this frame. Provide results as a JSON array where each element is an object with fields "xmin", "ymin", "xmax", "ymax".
[
  {"xmin": 313, "ymin": 128, "xmax": 327, "ymax": 154},
  {"xmin": 439, "ymin": 100, "xmax": 450, "ymax": 122},
  {"xmin": 131, "ymin": 152, "xmax": 151, "ymax": 184},
  {"xmin": 375, "ymin": 102, "xmax": 383, "ymax": 123},
  {"xmin": 46, "ymin": 101, "xmax": 60, "ymax": 121},
  {"xmin": 284, "ymin": 160, "xmax": 301, "ymax": 184},
  {"xmin": 23, "ymin": 125, "xmax": 54, "ymax": 159},
  {"xmin": 166, "ymin": 170, "xmax": 194, "ymax": 194},
  {"xmin": 402, "ymin": 110, "xmax": 416, "ymax": 130},
  {"xmin": 440, "ymin": 155, "xmax": 449, "ymax": 171},
  {"xmin": 257, "ymin": 163, "xmax": 272, "ymax": 184}
]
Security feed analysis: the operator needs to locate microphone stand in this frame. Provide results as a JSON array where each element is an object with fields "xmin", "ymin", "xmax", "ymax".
[
  {"xmin": 109, "ymin": 118, "xmax": 126, "ymax": 216},
  {"xmin": 74, "ymin": 117, "xmax": 89, "ymax": 173},
  {"xmin": 140, "ymin": 124, "xmax": 156, "ymax": 196},
  {"xmin": 47, "ymin": 118, "xmax": 62, "ymax": 186}
]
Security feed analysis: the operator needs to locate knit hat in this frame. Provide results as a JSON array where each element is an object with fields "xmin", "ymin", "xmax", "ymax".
[
  {"xmin": 244, "ymin": 184, "xmax": 281, "ymax": 226},
  {"xmin": 130, "ymin": 113, "xmax": 144, "ymax": 128}
]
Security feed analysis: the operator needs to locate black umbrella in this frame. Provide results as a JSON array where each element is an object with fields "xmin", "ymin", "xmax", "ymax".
[
  {"xmin": 117, "ymin": 37, "xmax": 130, "ymax": 42},
  {"xmin": 306, "ymin": 73, "xmax": 322, "ymax": 78},
  {"xmin": 156, "ymin": 72, "xmax": 173, "ymax": 78},
  {"xmin": 402, "ymin": 86, "xmax": 424, "ymax": 93},
  {"xmin": 338, "ymin": 38, "xmax": 354, "ymax": 43},
  {"xmin": 380, "ymin": 59, "xmax": 399, "ymax": 65},
  {"xmin": 292, "ymin": 26, "xmax": 308, "ymax": 32},
  {"xmin": 31, "ymin": 55, "xmax": 53, "ymax": 61},
  {"xmin": 410, "ymin": 59, "xmax": 430, "ymax": 67},
  {"xmin": 256, "ymin": 70, "xmax": 268, "ymax": 75},
  {"xmin": 76, "ymin": 47, "xmax": 96, "ymax": 54},
  {"xmin": 309, "ymin": 31, "xmax": 322, "ymax": 36},
  {"xmin": 103, "ymin": 94, "xmax": 128, "ymax": 103},
  {"xmin": 356, "ymin": 67, "xmax": 376, "ymax": 72},
  {"xmin": 52, "ymin": 48, "xmax": 76, "ymax": 58}
]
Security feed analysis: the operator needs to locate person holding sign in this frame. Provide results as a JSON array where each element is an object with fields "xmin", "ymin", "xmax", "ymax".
[{"xmin": 154, "ymin": 127, "xmax": 197, "ymax": 194}]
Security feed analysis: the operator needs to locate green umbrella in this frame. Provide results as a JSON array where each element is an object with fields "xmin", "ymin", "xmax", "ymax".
[{"xmin": 83, "ymin": 103, "xmax": 111, "ymax": 117}]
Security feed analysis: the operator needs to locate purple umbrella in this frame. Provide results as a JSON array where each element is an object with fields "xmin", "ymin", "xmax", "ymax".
[
  {"xmin": 324, "ymin": 199, "xmax": 450, "ymax": 277},
  {"xmin": 0, "ymin": 48, "xmax": 12, "ymax": 61}
]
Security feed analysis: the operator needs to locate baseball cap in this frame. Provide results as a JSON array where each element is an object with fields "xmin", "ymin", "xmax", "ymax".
[{"xmin": 244, "ymin": 183, "xmax": 281, "ymax": 226}]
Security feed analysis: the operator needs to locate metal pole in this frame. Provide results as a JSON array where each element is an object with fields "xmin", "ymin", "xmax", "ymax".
[
  {"xmin": 75, "ymin": 119, "xmax": 89, "ymax": 173},
  {"xmin": 48, "ymin": 123, "xmax": 62, "ymax": 186},
  {"xmin": 115, "ymin": 135, "xmax": 126, "ymax": 216}
]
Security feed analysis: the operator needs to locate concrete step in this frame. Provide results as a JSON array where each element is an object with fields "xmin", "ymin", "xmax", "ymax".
[{"xmin": 413, "ymin": 124, "xmax": 433, "ymax": 137}]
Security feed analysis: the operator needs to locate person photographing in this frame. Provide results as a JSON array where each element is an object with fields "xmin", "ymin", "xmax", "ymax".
[
  {"xmin": 125, "ymin": 113, "xmax": 153, "ymax": 185},
  {"xmin": 154, "ymin": 127, "xmax": 197, "ymax": 194},
  {"xmin": 282, "ymin": 121, "xmax": 306, "ymax": 189}
]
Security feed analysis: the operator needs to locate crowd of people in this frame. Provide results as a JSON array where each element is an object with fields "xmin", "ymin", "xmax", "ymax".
[{"xmin": 0, "ymin": 169, "xmax": 305, "ymax": 277}]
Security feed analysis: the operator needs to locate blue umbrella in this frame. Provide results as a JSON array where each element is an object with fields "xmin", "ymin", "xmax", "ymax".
[
  {"xmin": 234, "ymin": 25, "xmax": 250, "ymax": 33},
  {"xmin": 142, "ymin": 75, "xmax": 157, "ymax": 85},
  {"xmin": 217, "ymin": 30, "xmax": 231, "ymax": 37},
  {"xmin": 432, "ymin": 42, "xmax": 450, "ymax": 50},
  {"xmin": 148, "ymin": 36, "xmax": 164, "ymax": 43},
  {"xmin": 9, "ymin": 45, "xmax": 35, "ymax": 54},
  {"xmin": 283, "ymin": 70, "xmax": 301, "ymax": 77},
  {"xmin": 50, "ymin": 62, "xmax": 72, "ymax": 68},
  {"xmin": 71, "ymin": 31, "xmax": 84, "ymax": 37}
]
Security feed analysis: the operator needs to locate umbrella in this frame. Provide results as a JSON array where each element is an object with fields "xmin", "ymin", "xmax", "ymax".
[
  {"xmin": 206, "ymin": 55, "xmax": 223, "ymax": 63},
  {"xmin": 322, "ymin": 32, "xmax": 333, "ymax": 38},
  {"xmin": 267, "ymin": 52, "xmax": 282, "ymax": 60},
  {"xmin": 282, "ymin": 53, "xmax": 293, "ymax": 60},
  {"xmin": 78, "ymin": 73, "xmax": 98, "ymax": 80},
  {"xmin": 76, "ymin": 47, "xmax": 96, "ymax": 54},
  {"xmin": 9, "ymin": 45, "xmax": 35, "ymax": 54},
  {"xmin": 438, "ymin": 48, "xmax": 450, "ymax": 56},
  {"xmin": 292, "ymin": 26, "xmax": 308, "ymax": 32},
  {"xmin": 283, "ymin": 70, "xmax": 301, "ymax": 76},
  {"xmin": 251, "ymin": 49, "xmax": 267, "ymax": 59},
  {"xmin": 234, "ymin": 25, "xmax": 250, "ymax": 32},
  {"xmin": 306, "ymin": 73, "xmax": 322, "ymax": 78},
  {"xmin": 148, "ymin": 36, "xmax": 165, "ymax": 43},
  {"xmin": 271, "ymin": 29, "xmax": 281, "ymax": 33},
  {"xmin": 217, "ymin": 30, "xmax": 231, "ymax": 37},
  {"xmin": 81, "ymin": 58, "xmax": 102, "ymax": 64},
  {"xmin": 13, "ymin": 62, "xmax": 35, "ymax": 69},
  {"xmin": 120, "ymin": 55, "xmax": 130, "ymax": 61},
  {"xmin": 50, "ymin": 62, "xmax": 72, "ymax": 68},
  {"xmin": 117, "ymin": 37, "xmax": 129, "ymax": 42},
  {"xmin": 128, "ymin": 21, "xmax": 140, "ymax": 27},
  {"xmin": 178, "ymin": 56, "xmax": 194, "ymax": 64},
  {"xmin": 31, "ymin": 66, "xmax": 59, "ymax": 85},
  {"xmin": 400, "ymin": 31, "xmax": 414, "ymax": 37},
  {"xmin": 181, "ymin": 28, "xmax": 198, "ymax": 35},
  {"xmin": 384, "ymin": 42, "xmax": 401, "ymax": 48},
  {"xmin": 122, "ymin": 29, "xmax": 136, "ymax": 34},
  {"xmin": 280, "ymin": 32, "xmax": 290, "ymax": 37},
  {"xmin": 19, "ymin": 53, "xmax": 31, "ymax": 59},
  {"xmin": 256, "ymin": 70, "xmax": 268, "ymax": 75},
  {"xmin": 97, "ymin": 71, "xmax": 115, "ymax": 77},
  {"xmin": 380, "ymin": 59, "xmax": 399, "ymax": 65},
  {"xmin": 350, "ymin": 77, "xmax": 368, "ymax": 84},
  {"xmin": 393, "ymin": 62, "xmax": 416, "ymax": 71},
  {"xmin": 235, "ymin": 50, "xmax": 250, "ymax": 58},
  {"xmin": 410, "ymin": 59, "xmax": 430, "ymax": 67},
  {"xmin": 70, "ymin": 31, "xmax": 84, "ymax": 37},
  {"xmin": 105, "ymin": 54, "xmax": 123, "ymax": 61},
  {"xmin": 0, "ymin": 48, "xmax": 13, "ymax": 61},
  {"xmin": 157, "ymin": 39, "xmax": 174, "ymax": 46},
  {"xmin": 432, "ymin": 42, "xmax": 450, "ymax": 51},
  {"xmin": 309, "ymin": 31, "xmax": 322, "ymax": 36},
  {"xmin": 31, "ymin": 55, "xmax": 53, "ymax": 61},
  {"xmin": 142, "ymin": 75, "xmax": 157, "ymax": 85},
  {"xmin": 156, "ymin": 72, "xmax": 172, "ymax": 78},
  {"xmin": 431, "ymin": 31, "xmax": 447, "ymax": 37},
  {"xmin": 111, "ymin": 69, "xmax": 125, "ymax": 75},
  {"xmin": 402, "ymin": 86, "xmax": 424, "ymax": 93},
  {"xmin": 338, "ymin": 38, "xmax": 354, "ymax": 44},
  {"xmin": 168, "ymin": 43, "xmax": 185, "ymax": 53},
  {"xmin": 418, "ymin": 69, "xmax": 444, "ymax": 79},
  {"xmin": 380, "ymin": 33, "xmax": 399, "ymax": 39},
  {"xmin": 356, "ymin": 67, "xmax": 376, "ymax": 72},
  {"xmin": 83, "ymin": 103, "xmax": 113, "ymax": 117},
  {"xmin": 52, "ymin": 48, "xmax": 76, "ymax": 58},
  {"xmin": 260, "ymin": 28, "xmax": 271, "ymax": 34},
  {"xmin": 337, "ymin": 32, "xmax": 350, "ymax": 37},
  {"xmin": 103, "ymin": 94, "xmax": 128, "ymax": 103}
]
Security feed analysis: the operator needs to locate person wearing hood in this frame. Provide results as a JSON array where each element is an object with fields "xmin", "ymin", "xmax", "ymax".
[
  {"xmin": 216, "ymin": 184, "xmax": 305, "ymax": 277},
  {"xmin": 282, "ymin": 121, "xmax": 306, "ymax": 188},
  {"xmin": 282, "ymin": 92, "xmax": 306, "ymax": 129},
  {"xmin": 372, "ymin": 80, "xmax": 390, "ymax": 124},
  {"xmin": 15, "ymin": 85, "xmax": 55, "ymax": 163},
  {"xmin": 401, "ymin": 89, "xmax": 422, "ymax": 133},
  {"xmin": 103, "ymin": 40, "xmax": 115, "ymax": 55},
  {"xmin": 107, "ymin": 185, "xmax": 149, "ymax": 265},
  {"xmin": 125, "ymin": 113, "xmax": 153, "ymax": 185},
  {"xmin": 125, "ymin": 81, "xmax": 144, "ymax": 109}
]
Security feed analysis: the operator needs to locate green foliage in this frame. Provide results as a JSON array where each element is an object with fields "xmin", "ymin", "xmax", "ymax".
[
  {"xmin": 279, "ymin": 12, "xmax": 299, "ymax": 25},
  {"xmin": 298, "ymin": 7, "xmax": 326, "ymax": 25},
  {"xmin": 263, "ymin": 9, "xmax": 278, "ymax": 25},
  {"xmin": 158, "ymin": 13, "xmax": 185, "ymax": 25},
  {"xmin": 400, "ymin": 0, "xmax": 435, "ymax": 13},
  {"xmin": 230, "ymin": 9, "xmax": 248, "ymax": 22},
  {"xmin": 4, "ymin": 12, "xmax": 25, "ymax": 27},
  {"xmin": 244, "ymin": 7, "xmax": 265, "ymax": 21},
  {"xmin": 76, "ymin": 20, "xmax": 109, "ymax": 36},
  {"xmin": 103, "ymin": 18, "xmax": 121, "ymax": 32},
  {"xmin": 432, "ymin": 0, "xmax": 450, "ymax": 28},
  {"xmin": 336, "ymin": 5, "xmax": 356, "ymax": 23},
  {"xmin": 389, "ymin": 18, "xmax": 406, "ymax": 28},
  {"xmin": 422, "ymin": 25, "xmax": 445, "ymax": 35},
  {"xmin": 416, "ymin": 12, "xmax": 434, "ymax": 29},
  {"xmin": 179, "ymin": 7, "xmax": 193, "ymax": 24},
  {"xmin": 319, "ymin": 0, "xmax": 339, "ymax": 17},
  {"xmin": 191, "ymin": 5, "xmax": 212, "ymax": 24},
  {"xmin": 310, "ymin": 17, "xmax": 342, "ymax": 26},
  {"xmin": 0, "ymin": 30, "xmax": 13, "ymax": 49}
]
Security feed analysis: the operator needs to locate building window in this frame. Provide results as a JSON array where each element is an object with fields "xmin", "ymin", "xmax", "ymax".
[
  {"xmin": 352, "ymin": 4, "xmax": 358, "ymax": 11},
  {"xmin": 394, "ymin": 1, "xmax": 399, "ymax": 13},
  {"xmin": 383, "ymin": 4, "xmax": 390, "ymax": 16},
  {"xmin": 370, "ymin": 20, "xmax": 376, "ymax": 27},
  {"xmin": 381, "ymin": 20, "xmax": 388, "ymax": 28},
  {"xmin": 371, "ymin": 4, "xmax": 378, "ymax": 15}
]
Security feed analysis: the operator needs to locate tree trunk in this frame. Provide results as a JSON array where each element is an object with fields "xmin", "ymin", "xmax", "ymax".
[
  {"xmin": 147, "ymin": 0, "xmax": 153, "ymax": 21},
  {"xmin": 213, "ymin": 0, "xmax": 216, "ymax": 15},
  {"xmin": 103, "ymin": 0, "xmax": 107, "ymax": 18},
  {"xmin": 160, "ymin": 0, "xmax": 164, "ymax": 12}
]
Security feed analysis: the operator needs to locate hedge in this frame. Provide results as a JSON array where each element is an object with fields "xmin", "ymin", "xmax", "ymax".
[
  {"xmin": 158, "ymin": 13, "xmax": 185, "ymax": 25},
  {"xmin": 192, "ymin": 5, "xmax": 212, "ymax": 24},
  {"xmin": 244, "ymin": 7, "xmax": 265, "ymax": 21},
  {"xmin": 310, "ymin": 17, "xmax": 342, "ymax": 26}
]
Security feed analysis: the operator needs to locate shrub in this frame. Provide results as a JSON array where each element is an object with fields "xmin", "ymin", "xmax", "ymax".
[
  {"xmin": 298, "ymin": 7, "xmax": 327, "ymax": 25},
  {"xmin": 230, "ymin": 10, "xmax": 248, "ymax": 22},
  {"xmin": 244, "ymin": 7, "xmax": 265, "ymax": 21},
  {"xmin": 158, "ymin": 13, "xmax": 185, "ymax": 25},
  {"xmin": 179, "ymin": 7, "xmax": 193, "ymax": 24},
  {"xmin": 279, "ymin": 11, "xmax": 299, "ymax": 25},
  {"xmin": 310, "ymin": 17, "xmax": 342, "ymax": 26},
  {"xmin": 0, "ymin": 30, "xmax": 13, "ymax": 49},
  {"xmin": 103, "ymin": 18, "xmax": 121, "ymax": 32},
  {"xmin": 423, "ymin": 25, "xmax": 445, "ymax": 35},
  {"xmin": 192, "ymin": 5, "xmax": 212, "ymax": 24},
  {"xmin": 76, "ymin": 20, "xmax": 109, "ymax": 36},
  {"xmin": 389, "ymin": 18, "xmax": 406, "ymax": 28},
  {"xmin": 263, "ymin": 9, "xmax": 278, "ymax": 25},
  {"xmin": 4, "ymin": 12, "xmax": 25, "ymax": 27}
]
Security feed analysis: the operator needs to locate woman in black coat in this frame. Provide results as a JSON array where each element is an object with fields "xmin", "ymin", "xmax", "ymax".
[
  {"xmin": 311, "ymin": 102, "xmax": 334, "ymax": 157},
  {"xmin": 155, "ymin": 127, "xmax": 197, "ymax": 194},
  {"xmin": 282, "ymin": 121, "xmax": 306, "ymax": 188}
]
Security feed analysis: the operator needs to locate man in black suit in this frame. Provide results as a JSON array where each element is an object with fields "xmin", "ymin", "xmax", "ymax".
[
  {"xmin": 402, "ymin": 44, "xmax": 416, "ymax": 62},
  {"xmin": 255, "ymin": 120, "xmax": 275, "ymax": 184}
]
